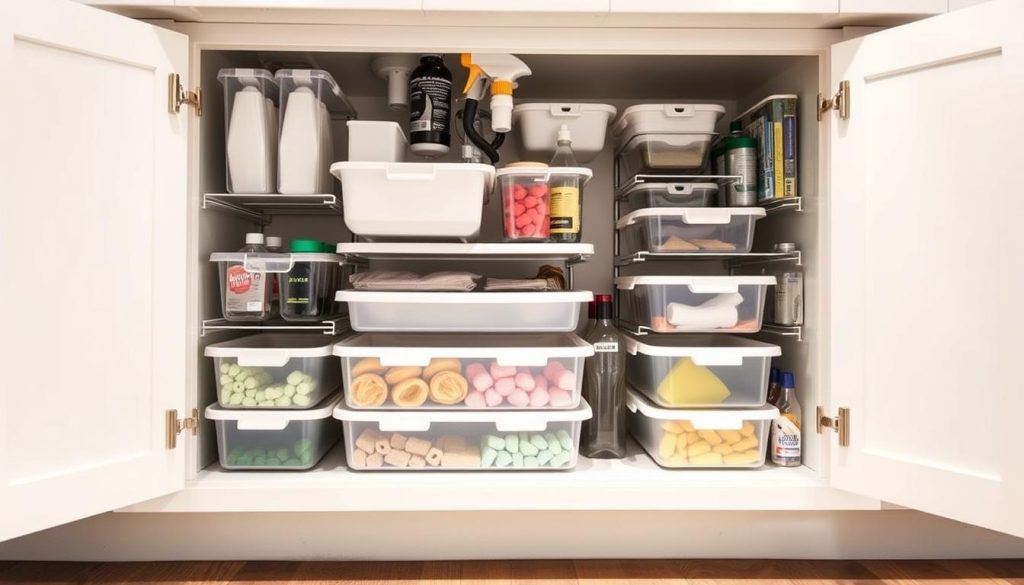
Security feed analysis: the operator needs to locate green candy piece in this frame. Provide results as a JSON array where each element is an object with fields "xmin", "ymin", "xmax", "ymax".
[
  {"xmin": 550, "ymin": 451, "xmax": 572, "ymax": 468},
  {"xmin": 254, "ymin": 390, "xmax": 266, "ymax": 402},
  {"xmin": 299, "ymin": 451, "xmax": 313, "ymax": 465},
  {"xmin": 274, "ymin": 396, "xmax": 292, "ymax": 407},
  {"xmin": 504, "ymin": 434, "xmax": 519, "ymax": 454},
  {"xmin": 265, "ymin": 387, "xmax": 283, "ymax": 400},
  {"xmin": 294, "ymin": 439, "xmax": 313, "ymax": 455},
  {"xmin": 519, "ymin": 441, "xmax": 539, "ymax": 457},
  {"xmin": 529, "ymin": 434, "xmax": 548, "ymax": 451},
  {"xmin": 556, "ymin": 429, "xmax": 573, "ymax": 451},
  {"xmin": 236, "ymin": 456, "xmax": 253, "ymax": 466},
  {"xmin": 484, "ymin": 435, "xmax": 505, "ymax": 451},
  {"xmin": 494, "ymin": 451, "xmax": 513, "ymax": 467},
  {"xmin": 536, "ymin": 449, "xmax": 554, "ymax": 466},
  {"xmin": 286, "ymin": 371, "xmax": 305, "ymax": 385},
  {"xmin": 220, "ymin": 363, "xmax": 231, "ymax": 374},
  {"xmin": 266, "ymin": 457, "xmax": 281, "ymax": 466},
  {"xmin": 252, "ymin": 456, "xmax": 266, "ymax": 466},
  {"xmin": 244, "ymin": 388, "xmax": 258, "ymax": 398},
  {"xmin": 523, "ymin": 456, "xmax": 539, "ymax": 468},
  {"xmin": 284, "ymin": 458, "xmax": 301, "ymax": 466},
  {"xmin": 512, "ymin": 452, "xmax": 524, "ymax": 468},
  {"xmin": 284, "ymin": 385, "xmax": 297, "ymax": 398},
  {"xmin": 292, "ymin": 394, "xmax": 312, "ymax": 407},
  {"xmin": 545, "ymin": 433, "xmax": 563, "ymax": 455},
  {"xmin": 275, "ymin": 448, "xmax": 290, "ymax": 461},
  {"xmin": 241, "ymin": 397, "xmax": 257, "ymax": 406},
  {"xmin": 481, "ymin": 447, "xmax": 498, "ymax": 467}
]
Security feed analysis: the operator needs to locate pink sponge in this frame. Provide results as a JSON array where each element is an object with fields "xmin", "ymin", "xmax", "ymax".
[
  {"xmin": 507, "ymin": 389, "xmax": 530, "ymax": 407},
  {"xmin": 529, "ymin": 387, "xmax": 550, "ymax": 407},
  {"xmin": 514, "ymin": 372, "xmax": 535, "ymax": 392},
  {"xmin": 548, "ymin": 389, "xmax": 573, "ymax": 407},
  {"xmin": 463, "ymin": 391, "xmax": 487, "ymax": 408},
  {"xmin": 490, "ymin": 363, "xmax": 517, "ymax": 380}
]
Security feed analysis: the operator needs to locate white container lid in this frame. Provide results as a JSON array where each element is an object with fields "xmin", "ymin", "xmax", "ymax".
[
  {"xmin": 615, "ymin": 275, "xmax": 776, "ymax": 291},
  {"xmin": 495, "ymin": 166, "xmax": 594, "ymax": 187},
  {"xmin": 334, "ymin": 399, "xmax": 592, "ymax": 432},
  {"xmin": 613, "ymin": 103, "xmax": 726, "ymax": 136},
  {"xmin": 626, "ymin": 390, "xmax": 777, "ymax": 429},
  {"xmin": 334, "ymin": 333, "xmax": 594, "ymax": 366},
  {"xmin": 624, "ymin": 333, "xmax": 780, "ymax": 362},
  {"xmin": 330, "ymin": 161, "xmax": 496, "ymax": 184},
  {"xmin": 621, "ymin": 182, "xmax": 719, "ymax": 196},
  {"xmin": 205, "ymin": 333, "xmax": 342, "ymax": 366},
  {"xmin": 513, "ymin": 103, "xmax": 617, "ymax": 117},
  {"xmin": 336, "ymin": 290, "xmax": 594, "ymax": 304},
  {"xmin": 209, "ymin": 252, "xmax": 343, "ymax": 273},
  {"xmin": 206, "ymin": 392, "xmax": 342, "ymax": 430},
  {"xmin": 616, "ymin": 207, "xmax": 765, "ymax": 230}
]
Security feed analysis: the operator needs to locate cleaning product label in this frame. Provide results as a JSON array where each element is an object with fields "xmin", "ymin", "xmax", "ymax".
[
  {"xmin": 225, "ymin": 264, "xmax": 267, "ymax": 314},
  {"xmin": 593, "ymin": 341, "xmax": 619, "ymax": 353},
  {"xmin": 726, "ymin": 147, "xmax": 758, "ymax": 206},
  {"xmin": 549, "ymin": 186, "xmax": 580, "ymax": 234},
  {"xmin": 771, "ymin": 414, "xmax": 801, "ymax": 465},
  {"xmin": 774, "ymin": 271, "xmax": 803, "ymax": 326},
  {"xmin": 409, "ymin": 76, "xmax": 451, "ymax": 134}
]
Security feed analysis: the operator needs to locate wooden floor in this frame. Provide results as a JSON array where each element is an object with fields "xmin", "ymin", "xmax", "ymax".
[{"xmin": 0, "ymin": 559, "xmax": 1021, "ymax": 585}]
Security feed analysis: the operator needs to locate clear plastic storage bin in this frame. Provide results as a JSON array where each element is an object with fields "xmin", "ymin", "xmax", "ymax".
[
  {"xmin": 616, "ymin": 208, "xmax": 765, "ymax": 255},
  {"xmin": 624, "ymin": 334, "xmax": 780, "ymax": 408},
  {"xmin": 217, "ymin": 69, "xmax": 279, "ymax": 194},
  {"xmin": 334, "ymin": 333, "xmax": 593, "ymax": 409},
  {"xmin": 336, "ymin": 290, "xmax": 593, "ymax": 332},
  {"xmin": 210, "ymin": 252, "xmax": 348, "ymax": 322},
  {"xmin": 612, "ymin": 104, "xmax": 726, "ymax": 146},
  {"xmin": 627, "ymin": 390, "xmax": 776, "ymax": 468},
  {"xmin": 619, "ymin": 182, "xmax": 719, "ymax": 214},
  {"xmin": 512, "ymin": 103, "xmax": 617, "ymax": 164},
  {"xmin": 205, "ymin": 334, "xmax": 343, "ymax": 409},
  {"xmin": 330, "ymin": 162, "xmax": 496, "ymax": 242},
  {"xmin": 616, "ymin": 276, "xmax": 775, "ymax": 333},
  {"xmin": 206, "ymin": 392, "xmax": 343, "ymax": 470},
  {"xmin": 616, "ymin": 132, "xmax": 719, "ymax": 177},
  {"xmin": 333, "ymin": 400, "xmax": 592, "ymax": 470},
  {"xmin": 346, "ymin": 120, "xmax": 407, "ymax": 163},
  {"xmin": 497, "ymin": 166, "xmax": 593, "ymax": 241}
]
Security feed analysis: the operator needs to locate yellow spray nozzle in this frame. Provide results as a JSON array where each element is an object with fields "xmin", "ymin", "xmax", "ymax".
[
  {"xmin": 491, "ymin": 80, "xmax": 513, "ymax": 96},
  {"xmin": 460, "ymin": 53, "xmax": 482, "ymax": 95}
]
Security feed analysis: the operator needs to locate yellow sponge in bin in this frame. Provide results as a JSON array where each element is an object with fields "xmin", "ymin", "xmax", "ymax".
[{"xmin": 656, "ymin": 358, "xmax": 731, "ymax": 406}]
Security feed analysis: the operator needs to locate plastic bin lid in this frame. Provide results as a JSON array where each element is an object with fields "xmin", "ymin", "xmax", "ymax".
[
  {"xmin": 336, "ymin": 290, "xmax": 594, "ymax": 304},
  {"xmin": 217, "ymin": 68, "xmax": 278, "ymax": 87},
  {"xmin": 206, "ymin": 392, "xmax": 342, "ymax": 430},
  {"xmin": 274, "ymin": 69, "xmax": 357, "ymax": 118},
  {"xmin": 205, "ymin": 334, "xmax": 342, "ymax": 363},
  {"xmin": 495, "ymin": 166, "xmax": 594, "ymax": 186},
  {"xmin": 626, "ymin": 390, "xmax": 778, "ymax": 429},
  {"xmin": 615, "ymin": 275, "xmax": 776, "ymax": 290},
  {"xmin": 334, "ymin": 333, "xmax": 593, "ymax": 365},
  {"xmin": 333, "ymin": 399, "xmax": 592, "ymax": 432},
  {"xmin": 290, "ymin": 239, "xmax": 323, "ymax": 253},
  {"xmin": 624, "ymin": 333, "xmax": 781, "ymax": 361},
  {"xmin": 209, "ymin": 252, "xmax": 343, "ymax": 273},
  {"xmin": 616, "ymin": 207, "xmax": 765, "ymax": 230},
  {"xmin": 512, "ymin": 102, "xmax": 617, "ymax": 116},
  {"xmin": 621, "ymin": 182, "xmax": 720, "ymax": 196},
  {"xmin": 329, "ymin": 161, "xmax": 497, "ymax": 189}
]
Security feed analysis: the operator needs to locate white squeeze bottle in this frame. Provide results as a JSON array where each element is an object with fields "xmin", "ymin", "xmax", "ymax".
[
  {"xmin": 770, "ymin": 371, "xmax": 802, "ymax": 467},
  {"xmin": 226, "ymin": 86, "xmax": 274, "ymax": 193},
  {"xmin": 279, "ymin": 86, "xmax": 324, "ymax": 194}
]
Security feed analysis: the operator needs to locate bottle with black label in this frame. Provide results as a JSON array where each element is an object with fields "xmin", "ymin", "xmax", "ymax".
[
  {"xmin": 548, "ymin": 125, "xmax": 582, "ymax": 243},
  {"xmin": 409, "ymin": 54, "xmax": 452, "ymax": 157}
]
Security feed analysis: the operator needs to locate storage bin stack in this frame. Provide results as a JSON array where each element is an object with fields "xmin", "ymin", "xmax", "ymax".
[{"xmin": 611, "ymin": 104, "xmax": 781, "ymax": 469}]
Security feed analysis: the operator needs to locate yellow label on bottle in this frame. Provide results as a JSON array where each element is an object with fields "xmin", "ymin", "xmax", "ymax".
[{"xmin": 549, "ymin": 186, "xmax": 580, "ymax": 234}]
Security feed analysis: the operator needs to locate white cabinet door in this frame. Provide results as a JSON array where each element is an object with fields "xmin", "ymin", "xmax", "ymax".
[
  {"xmin": 0, "ymin": 0, "xmax": 189, "ymax": 541},
  {"xmin": 828, "ymin": 0, "xmax": 1023, "ymax": 538},
  {"xmin": 839, "ymin": 0, "xmax": 945, "ymax": 14}
]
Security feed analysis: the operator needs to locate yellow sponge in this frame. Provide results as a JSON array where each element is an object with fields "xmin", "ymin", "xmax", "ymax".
[{"xmin": 656, "ymin": 358, "xmax": 731, "ymax": 406}]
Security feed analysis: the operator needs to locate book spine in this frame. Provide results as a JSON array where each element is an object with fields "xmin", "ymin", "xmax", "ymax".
[
  {"xmin": 743, "ymin": 112, "xmax": 773, "ymax": 202},
  {"xmin": 771, "ymin": 99, "xmax": 784, "ymax": 199},
  {"xmin": 782, "ymin": 97, "xmax": 798, "ymax": 199}
]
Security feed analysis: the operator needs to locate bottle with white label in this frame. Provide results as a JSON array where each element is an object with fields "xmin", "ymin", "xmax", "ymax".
[
  {"xmin": 771, "ymin": 371, "xmax": 802, "ymax": 467},
  {"xmin": 223, "ymin": 233, "xmax": 271, "ymax": 321},
  {"xmin": 581, "ymin": 294, "xmax": 626, "ymax": 458}
]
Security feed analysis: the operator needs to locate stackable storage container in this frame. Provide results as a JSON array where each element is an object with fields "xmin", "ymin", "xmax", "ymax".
[
  {"xmin": 334, "ymin": 400, "xmax": 592, "ymax": 471},
  {"xmin": 347, "ymin": 120, "xmax": 407, "ymax": 163},
  {"xmin": 217, "ymin": 69, "xmax": 279, "ymax": 194},
  {"xmin": 497, "ymin": 166, "xmax": 594, "ymax": 241},
  {"xmin": 624, "ymin": 334, "xmax": 780, "ymax": 408},
  {"xmin": 334, "ymin": 333, "xmax": 594, "ymax": 409},
  {"xmin": 616, "ymin": 132, "xmax": 719, "ymax": 177},
  {"xmin": 612, "ymin": 104, "xmax": 726, "ymax": 144},
  {"xmin": 330, "ymin": 162, "xmax": 496, "ymax": 241},
  {"xmin": 618, "ymin": 182, "xmax": 719, "ymax": 214},
  {"xmin": 336, "ymin": 290, "xmax": 593, "ymax": 332},
  {"xmin": 616, "ymin": 208, "xmax": 765, "ymax": 255},
  {"xmin": 512, "ymin": 103, "xmax": 617, "ymax": 163},
  {"xmin": 205, "ymin": 333, "xmax": 343, "ymax": 409},
  {"xmin": 616, "ymin": 276, "xmax": 775, "ymax": 333},
  {"xmin": 210, "ymin": 252, "xmax": 348, "ymax": 322},
  {"xmin": 627, "ymin": 390, "xmax": 777, "ymax": 469},
  {"xmin": 206, "ymin": 392, "xmax": 343, "ymax": 470}
]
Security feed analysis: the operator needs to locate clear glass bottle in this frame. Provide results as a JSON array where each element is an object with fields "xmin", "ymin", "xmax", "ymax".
[
  {"xmin": 222, "ymin": 233, "xmax": 271, "ymax": 321},
  {"xmin": 548, "ymin": 125, "xmax": 582, "ymax": 243},
  {"xmin": 581, "ymin": 294, "xmax": 627, "ymax": 459},
  {"xmin": 770, "ymin": 371, "xmax": 802, "ymax": 467}
]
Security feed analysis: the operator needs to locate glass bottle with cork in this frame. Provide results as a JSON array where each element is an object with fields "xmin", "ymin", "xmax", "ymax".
[{"xmin": 548, "ymin": 124, "xmax": 582, "ymax": 243}]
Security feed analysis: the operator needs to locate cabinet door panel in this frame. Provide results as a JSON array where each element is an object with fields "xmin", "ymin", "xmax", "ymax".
[
  {"xmin": 839, "ymin": 0, "xmax": 945, "ymax": 14},
  {"xmin": 609, "ymin": 0, "xmax": 836, "ymax": 13},
  {"xmin": 0, "ymin": 0, "xmax": 188, "ymax": 541},
  {"xmin": 828, "ymin": 0, "xmax": 1023, "ymax": 538}
]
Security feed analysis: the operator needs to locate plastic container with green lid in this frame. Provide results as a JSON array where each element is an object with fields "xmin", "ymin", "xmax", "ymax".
[
  {"xmin": 279, "ymin": 239, "xmax": 345, "ymax": 322},
  {"xmin": 714, "ymin": 121, "xmax": 757, "ymax": 207}
]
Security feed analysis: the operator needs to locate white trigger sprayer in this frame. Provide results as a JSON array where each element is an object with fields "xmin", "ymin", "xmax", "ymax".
[{"xmin": 459, "ymin": 53, "xmax": 531, "ymax": 164}]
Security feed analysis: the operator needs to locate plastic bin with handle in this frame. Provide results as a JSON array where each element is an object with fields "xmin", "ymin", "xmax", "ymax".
[
  {"xmin": 616, "ymin": 208, "xmax": 765, "ymax": 256},
  {"xmin": 616, "ymin": 275, "xmax": 775, "ymax": 333}
]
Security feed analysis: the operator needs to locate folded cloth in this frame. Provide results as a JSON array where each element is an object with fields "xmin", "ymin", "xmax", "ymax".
[
  {"xmin": 483, "ymin": 278, "xmax": 558, "ymax": 291},
  {"xmin": 349, "ymin": 271, "xmax": 480, "ymax": 292},
  {"xmin": 666, "ymin": 292, "xmax": 742, "ymax": 330}
]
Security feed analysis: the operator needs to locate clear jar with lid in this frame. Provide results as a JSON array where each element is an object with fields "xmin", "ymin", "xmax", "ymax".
[{"xmin": 771, "ymin": 243, "xmax": 803, "ymax": 326}]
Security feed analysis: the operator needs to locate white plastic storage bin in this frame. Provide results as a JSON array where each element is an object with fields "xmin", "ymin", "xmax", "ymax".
[
  {"xmin": 619, "ymin": 182, "xmax": 719, "ymax": 214},
  {"xmin": 347, "ymin": 120, "xmax": 407, "ymax": 162},
  {"xmin": 612, "ymin": 103, "xmax": 725, "ymax": 146},
  {"xmin": 206, "ymin": 392, "xmax": 343, "ymax": 470},
  {"xmin": 276, "ymin": 69, "xmax": 352, "ymax": 195},
  {"xmin": 210, "ymin": 252, "xmax": 348, "ymax": 322},
  {"xmin": 217, "ymin": 69, "xmax": 279, "ymax": 194},
  {"xmin": 336, "ymin": 290, "xmax": 593, "ymax": 332},
  {"xmin": 616, "ymin": 208, "xmax": 765, "ymax": 255},
  {"xmin": 497, "ymin": 166, "xmax": 593, "ymax": 241},
  {"xmin": 330, "ymin": 162, "xmax": 496, "ymax": 242},
  {"xmin": 616, "ymin": 276, "xmax": 775, "ymax": 334},
  {"xmin": 627, "ymin": 390, "xmax": 776, "ymax": 468},
  {"xmin": 624, "ymin": 334, "xmax": 780, "ymax": 408},
  {"xmin": 205, "ymin": 333, "xmax": 343, "ymax": 409},
  {"xmin": 334, "ymin": 400, "xmax": 592, "ymax": 471},
  {"xmin": 334, "ymin": 333, "xmax": 594, "ymax": 410},
  {"xmin": 616, "ymin": 132, "xmax": 718, "ymax": 177},
  {"xmin": 512, "ymin": 103, "xmax": 617, "ymax": 164}
]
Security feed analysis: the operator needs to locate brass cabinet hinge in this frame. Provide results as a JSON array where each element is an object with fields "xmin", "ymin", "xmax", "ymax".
[
  {"xmin": 817, "ymin": 79, "xmax": 849, "ymax": 121},
  {"xmin": 166, "ymin": 408, "xmax": 199, "ymax": 450},
  {"xmin": 816, "ymin": 406, "xmax": 850, "ymax": 447},
  {"xmin": 168, "ymin": 73, "xmax": 202, "ymax": 116}
]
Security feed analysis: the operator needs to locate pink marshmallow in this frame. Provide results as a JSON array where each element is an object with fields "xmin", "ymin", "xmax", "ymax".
[
  {"xmin": 515, "ymin": 214, "xmax": 532, "ymax": 228},
  {"xmin": 514, "ymin": 372, "xmax": 535, "ymax": 392},
  {"xmin": 514, "ymin": 202, "xmax": 526, "ymax": 216},
  {"xmin": 529, "ymin": 387, "xmax": 550, "ymax": 407},
  {"xmin": 507, "ymin": 389, "xmax": 531, "ymax": 407},
  {"xmin": 471, "ymin": 372, "xmax": 494, "ymax": 393},
  {"xmin": 494, "ymin": 377, "xmax": 516, "ymax": 396},
  {"xmin": 521, "ymin": 224, "xmax": 536, "ymax": 237},
  {"xmin": 527, "ymin": 184, "xmax": 548, "ymax": 198},
  {"xmin": 489, "ymin": 363, "xmax": 517, "ymax": 379},
  {"xmin": 523, "ymin": 195, "xmax": 539, "ymax": 209},
  {"xmin": 518, "ymin": 367, "xmax": 533, "ymax": 375},
  {"xmin": 548, "ymin": 389, "xmax": 573, "ymax": 407},
  {"xmin": 533, "ymin": 374, "xmax": 548, "ymax": 393},
  {"xmin": 534, "ymin": 202, "xmax": 548, "ymax": 216},
  {"xmin": 463, "ymin": 392, "xmax": 487, "ymax": 408},
  {"xmin": 543, "ymin": 361, "xmax": 566, "ymax": 383},
  {"xmin": 554, "ymin": 370, "xmax": 577, "ymax": 392},
  {"xmin": 512, "ymin": 184, "xmax": 528, "ymax": 199},
  {"xmin": 484, "ymin": 388, "xmax": 504, "ymax": 407},
  {"xmin": 465, "ymin": 362, "xmax": 487, "ymax": 379}
]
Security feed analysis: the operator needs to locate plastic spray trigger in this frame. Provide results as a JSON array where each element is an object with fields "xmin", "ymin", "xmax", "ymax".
[{"xmin": 461, "ymin": 53, "xmax": 483, "ymax": 94}]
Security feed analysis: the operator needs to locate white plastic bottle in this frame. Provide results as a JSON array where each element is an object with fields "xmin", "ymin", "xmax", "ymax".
[
  {"xmin": 770, "ymin": 371, "xmax": 802, "ymax": 467},
  {"xmin": 279, "ymin": 87, "xmax": 328, "ymax": 194},
  {"xmin": 227, "ymin": 87, "xmax": 275, "ymax": 193}
]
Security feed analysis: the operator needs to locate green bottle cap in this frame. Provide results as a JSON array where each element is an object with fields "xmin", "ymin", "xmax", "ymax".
[
  {"xmin": 290, "ymin": 239, "xmax": 323, "ymax": 253},
  {"xmin": 729, "ymin": 120, "xmax": 742, "ymax": 132}
]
